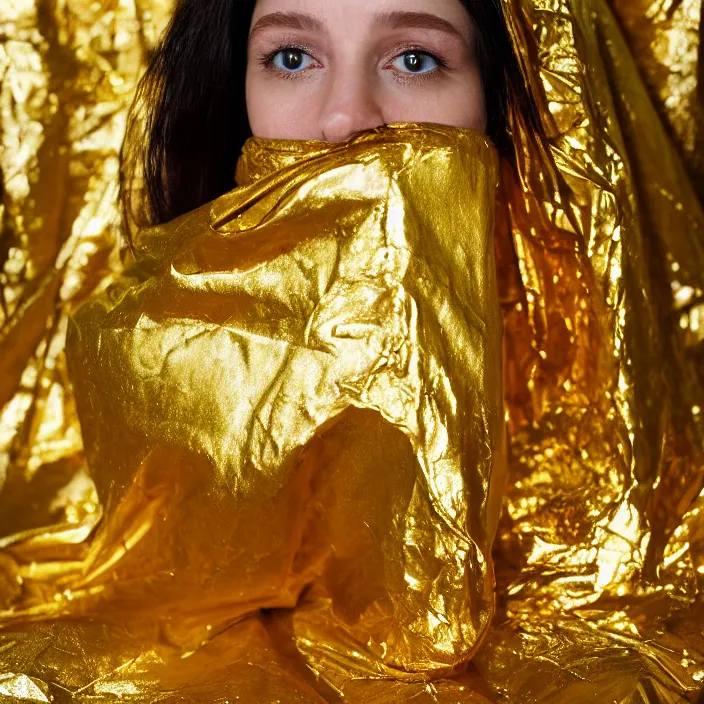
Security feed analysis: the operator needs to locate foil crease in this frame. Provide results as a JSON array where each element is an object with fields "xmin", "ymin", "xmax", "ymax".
[{"xmin": 0, "ymin": 0, "xmax": 703, "ymax": 702}]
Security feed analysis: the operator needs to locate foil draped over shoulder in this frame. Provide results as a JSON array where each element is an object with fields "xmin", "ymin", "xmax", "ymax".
[{"xmin": 0, "ymin": 0, "xmax": 703, "ymax": 702}]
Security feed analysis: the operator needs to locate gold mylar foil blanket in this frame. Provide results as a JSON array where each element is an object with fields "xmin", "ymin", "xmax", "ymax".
[
  {"xmin": 1, "ymin": 0, "xmax": 704, "ymax": 702},
  {"xmin": 2, "ymin": 124, "xmax": 506, "ymax": 702}
]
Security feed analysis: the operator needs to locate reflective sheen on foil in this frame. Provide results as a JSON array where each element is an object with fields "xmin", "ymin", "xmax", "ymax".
[{"xmin": 1, "ymin": 0, "xmax": 703, "ymax": 701}]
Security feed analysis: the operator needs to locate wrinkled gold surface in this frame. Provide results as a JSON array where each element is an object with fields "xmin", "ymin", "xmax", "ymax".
[
  {"xmin": 2, "ymin": 123, "xmax": 506, "ymax": 701},
  {"xmin": 1, "ymin": 0, "xmax": 703, "ymax": 701}
]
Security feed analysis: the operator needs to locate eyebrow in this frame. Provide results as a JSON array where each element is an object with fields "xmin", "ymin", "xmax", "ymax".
[
  {"xmin": 250, "ymin": 12, "xmax": 323, "ymax": 38},
  {"xmin": 374, "ymin": 11, "xmax": 469, "ymax": 41},
  {"xmin": 250, "ymin": 10, "xmax": 468, "ymax": 42}
]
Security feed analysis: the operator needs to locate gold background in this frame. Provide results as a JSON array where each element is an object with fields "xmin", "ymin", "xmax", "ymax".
[{"xmin": 1, "ymin": 0, "xmax": 703, "ymax": 701}]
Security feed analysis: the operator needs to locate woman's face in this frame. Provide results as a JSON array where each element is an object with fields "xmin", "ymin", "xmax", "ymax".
[{"xmin": 246, "ymin": 0, "xmax": 486, "ymax": 142}]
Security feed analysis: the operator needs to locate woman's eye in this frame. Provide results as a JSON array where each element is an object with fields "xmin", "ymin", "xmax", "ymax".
[
  {"xmin": 271, "ymin": 48, "xmax": 314, "ymax": 73},
  {"xmin": 392, "ymin": 51, "xmax": 440, "ymax": 75}
]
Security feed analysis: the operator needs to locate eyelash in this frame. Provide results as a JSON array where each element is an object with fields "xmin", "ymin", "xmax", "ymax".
[{"xmin": 257, "ymin": 44, "xmax": 450, "ymax": 82}]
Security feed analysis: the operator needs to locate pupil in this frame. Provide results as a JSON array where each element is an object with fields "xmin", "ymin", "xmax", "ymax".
[
  {"xmin": 283, "ymin": 50, "xmax": 303, "ymax": 70},
  {"xmin": 404, "ymin": 53, "xmax": 423, "ymax": 72}
]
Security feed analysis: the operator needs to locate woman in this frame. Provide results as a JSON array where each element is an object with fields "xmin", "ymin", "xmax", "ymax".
[
  {"xmin": 1, "ymin": 0, "xmax": 703, "ymax": 701},
  {"xmin": 72, "ymin": 0, "xmax": 514, "ymax": 693},
  {"xmin": 121, "ymin": 0, "xmax": 530, "ymax": 232}
]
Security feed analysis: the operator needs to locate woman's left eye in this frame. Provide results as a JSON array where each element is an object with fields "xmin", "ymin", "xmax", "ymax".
[{"xmin": 391, "ymin": 51, "xmax": 441, "ymax": 75}]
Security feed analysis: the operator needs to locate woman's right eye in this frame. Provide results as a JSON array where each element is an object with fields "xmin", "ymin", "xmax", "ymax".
[{"xmin": 270, "ymin": 48, "xmax": 315, "ymax": 73}]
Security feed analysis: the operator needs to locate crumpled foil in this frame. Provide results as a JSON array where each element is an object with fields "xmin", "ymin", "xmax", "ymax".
[
  {"xmin": 2, "ymin": 120, "xmax": 506, "ymax": 701},
  {"xmin": 0, "ymin": 0, "xmax": 703, "ymax": 702}
]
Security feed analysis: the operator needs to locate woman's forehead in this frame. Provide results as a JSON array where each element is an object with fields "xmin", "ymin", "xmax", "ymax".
[{"xmin": 250, "ymin": 0, "xmax": 473, "ymax": 36}]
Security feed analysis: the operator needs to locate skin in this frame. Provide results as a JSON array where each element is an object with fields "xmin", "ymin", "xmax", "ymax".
[{"xmin": 246, "ymin": 0, "xmax": 486, "ymax": 142}]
